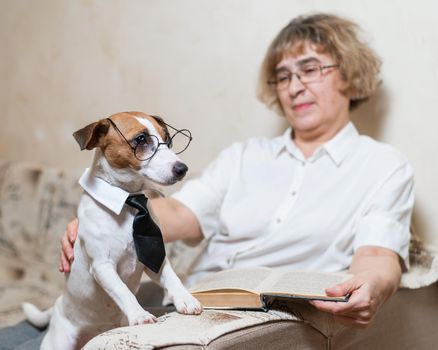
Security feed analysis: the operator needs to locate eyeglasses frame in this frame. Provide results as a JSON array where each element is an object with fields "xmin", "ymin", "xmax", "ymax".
[
  {"xmin": 267, "ymin": 64, "xmax": 339, "ymax": 90},
  {"xmin": 106, "ymin": 117, "xmax": 192, "ymax": 161}
]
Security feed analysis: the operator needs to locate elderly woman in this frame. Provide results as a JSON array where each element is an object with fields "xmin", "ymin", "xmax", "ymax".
[
  {"xmin": 61, "ymin": 14, "xmax": 412, "ymax": 327},
  {"xmin": 2, "ymin": 12, "xmax": 413, "ymax": 350}
]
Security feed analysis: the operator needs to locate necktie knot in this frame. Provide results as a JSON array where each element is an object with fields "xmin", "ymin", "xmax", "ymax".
[
  {"xmin": 126, "ymin": 194, "xmax": 148, "ymax": 212},
  {"xmin": 125, "ymin": 194, "xmax": 165, "ymax": 273}
]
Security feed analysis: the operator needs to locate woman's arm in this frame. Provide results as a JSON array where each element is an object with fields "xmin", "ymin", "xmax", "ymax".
[
  {"xmin": 59, "ymin": 197, "xmax": 203, "ymax": 273},
  {"xmin": 310, "ymin": 245, "xmax": 402, "ymax": 328},
  {"xmin": 150, "ymin": 197, "xmax": 203, "ymax": 245}
]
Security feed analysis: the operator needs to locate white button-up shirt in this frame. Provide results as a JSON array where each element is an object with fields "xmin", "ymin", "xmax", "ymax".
[{"xmin": 173, "ymin": 122, "xmax": 414, "ymax": 286}]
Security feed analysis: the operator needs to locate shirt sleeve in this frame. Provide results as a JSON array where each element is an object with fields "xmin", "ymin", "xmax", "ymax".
[
  {"xmin": 353, "ymin": 160, "xmax": 414, "ymax": 268},
  {"xmin": 172, "ymin": 143, "xmax": 241, "ymax": 240}
]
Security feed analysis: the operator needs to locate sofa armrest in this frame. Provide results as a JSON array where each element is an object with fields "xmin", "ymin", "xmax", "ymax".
[{"xmin": 84, "ymin": 283, "xmax": 438, "ymax": 350}]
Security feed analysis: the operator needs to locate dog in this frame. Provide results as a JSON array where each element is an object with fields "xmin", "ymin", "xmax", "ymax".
[{"xmin": 23, "ymin": 112, "xmax": 202, "ymax": 350}]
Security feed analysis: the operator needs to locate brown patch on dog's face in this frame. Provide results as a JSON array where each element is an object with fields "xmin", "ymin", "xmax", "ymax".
[
  {"xmin": 100, "ymin": 112, "xmax": 169, "ymax": 170},
  {"xmin": 129, "ymin": 112, "xmax": 170, "ymax": 142},
  {"xmin": 100, "ymin": 112, "xmax": 144, "ymax": 169},
  {"xmin": 149, "ymin": 115, "xmax": 171, "ymax": 142}
]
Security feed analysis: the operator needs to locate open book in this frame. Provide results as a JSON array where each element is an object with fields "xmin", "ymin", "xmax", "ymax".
[{"xmin": 189, "ymin": 267, "xmax": 351, "ymax": 310}]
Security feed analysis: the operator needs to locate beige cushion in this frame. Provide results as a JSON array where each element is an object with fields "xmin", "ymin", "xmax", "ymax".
[{"xmin": 83, "ymin": 309, "xmax": 307, "ymax": 350}]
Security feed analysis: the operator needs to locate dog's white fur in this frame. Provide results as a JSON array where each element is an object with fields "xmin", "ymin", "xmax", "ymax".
[{"xmin": 23, "ymin": 113, "xmax": 202, "ymax": 350}]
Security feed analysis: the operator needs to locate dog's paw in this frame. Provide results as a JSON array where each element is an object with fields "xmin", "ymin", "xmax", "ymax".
[
  {"xmin": 173, "ymin": 292, "xmax": 203, "ymax": 315},
  {"xmin": 128, "ymin": 310, "xmax": 157, "ymax": 326}
]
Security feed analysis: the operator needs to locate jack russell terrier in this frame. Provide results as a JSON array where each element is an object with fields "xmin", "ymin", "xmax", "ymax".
[{"xmin": 23, "ymin": 111, "xmax": 202, "ymax": 350}]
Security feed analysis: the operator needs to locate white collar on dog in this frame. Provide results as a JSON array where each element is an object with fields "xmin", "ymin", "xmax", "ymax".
[{"xmin": 79, "ymin": 168, "xmax": 132, "ymax": 215}]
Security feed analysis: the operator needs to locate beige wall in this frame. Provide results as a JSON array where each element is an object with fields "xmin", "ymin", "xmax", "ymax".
[{"xmin": 1, "ymin": 0, "xmax": 437, "ymax": 245}]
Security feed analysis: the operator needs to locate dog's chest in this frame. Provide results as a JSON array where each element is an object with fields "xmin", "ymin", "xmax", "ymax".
[{"xmin": 77, "ymin": 194, "xmax": 140, "ymax": 267}]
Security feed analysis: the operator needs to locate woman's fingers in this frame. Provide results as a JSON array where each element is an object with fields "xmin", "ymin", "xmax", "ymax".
[
  {"xmin": 67, "ymin": 218, "xmax": 79, "ymax": 244},
  {"xmin": 58, "ymin": 218, "xmax": 79, "ymax": 273},
  {"xmin": 59, "ymin": 249, "xmax": 70, "ymax": 273}
]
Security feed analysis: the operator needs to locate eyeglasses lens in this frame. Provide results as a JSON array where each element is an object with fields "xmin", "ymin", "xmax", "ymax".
[
  {"xmin": 170, "ymin": 130, "xmax": 191, "ymax": 154},
  {"xmin": 135, "ymin": 135, "xmax": 158, "ymax": 161}
]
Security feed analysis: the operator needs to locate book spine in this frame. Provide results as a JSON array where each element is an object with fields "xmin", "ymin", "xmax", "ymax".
[{"xmin": 260, "ymin": 295, "xmax": 270, "ymax": 312}]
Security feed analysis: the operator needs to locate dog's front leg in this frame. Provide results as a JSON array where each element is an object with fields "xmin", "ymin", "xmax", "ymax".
[
  {"xmin": 145, "ymin": 258, "xmax": 202, "ymax": 315},
  {"xmin": 91, "ymin": 261, "xmax": 157, "ymax": 325}
]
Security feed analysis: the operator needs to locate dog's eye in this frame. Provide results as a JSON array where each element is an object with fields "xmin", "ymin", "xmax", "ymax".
[{"xmin": 135, "ymin": 134, "xmax": 147, "ymax": 145}]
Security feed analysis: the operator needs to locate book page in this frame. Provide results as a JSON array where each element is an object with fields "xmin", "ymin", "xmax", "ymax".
[
  {"xmin": 189, "ymin": 267, "xmax": 273, "ymax": 293},
  {"xmin": 266, "ymin": 270, "xmax": 350, "ymax": 297}
]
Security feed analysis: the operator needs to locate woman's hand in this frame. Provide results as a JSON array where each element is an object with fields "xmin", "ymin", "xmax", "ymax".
[
  {"xmin": 310, "ymin": 246, "xmax": 402, "ymax": 328},
  {"xmin": 58, "ymin": 218, "xmax": 79, "ymax": 273}
]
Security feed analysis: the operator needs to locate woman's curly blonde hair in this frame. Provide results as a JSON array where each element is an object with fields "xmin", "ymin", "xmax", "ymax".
[{"xmin": 257, "ymin": 13, "xmax": 382, "ymax": 115}]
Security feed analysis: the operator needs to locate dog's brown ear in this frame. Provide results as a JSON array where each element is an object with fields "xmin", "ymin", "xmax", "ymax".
[{"xmin": 73, "ymin": 119, "xmax": 110, "ymax": 150}]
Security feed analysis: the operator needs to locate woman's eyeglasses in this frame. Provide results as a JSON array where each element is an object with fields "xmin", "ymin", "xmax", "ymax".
[{"xmin": 268, "ymin": 64, "xmax": 339, "ymax": 90}]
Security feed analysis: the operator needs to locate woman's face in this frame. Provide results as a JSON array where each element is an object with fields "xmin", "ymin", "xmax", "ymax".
[{"xmin": 275, "ymin": 44, "xmax": 350, "ymax": 142}]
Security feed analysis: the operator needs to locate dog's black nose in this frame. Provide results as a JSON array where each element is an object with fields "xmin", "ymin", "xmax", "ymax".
[{"xmin": 173, "ymin": 162, "xmax": 188, "ymax": 180}]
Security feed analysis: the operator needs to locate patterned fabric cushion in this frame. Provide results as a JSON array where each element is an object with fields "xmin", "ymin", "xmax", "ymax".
[
  {"xmin": 0, "ymin": 160, "xmax": 82, "ymax": 326},
  {"xmin": 83, "ymin": 309, "xmax": 301, "ymax": 350}
]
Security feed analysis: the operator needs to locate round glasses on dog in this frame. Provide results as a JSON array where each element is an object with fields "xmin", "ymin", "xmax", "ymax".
[
  {"xmin": 107, "ymin": 118, "xmax": 192, "ymax": 161},
  {"xmin": 267, "ymin": 63, "xmax": 339, "ymax": 90}
]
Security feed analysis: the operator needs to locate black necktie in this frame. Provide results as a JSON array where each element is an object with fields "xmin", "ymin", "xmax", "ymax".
[{"xmin": 125, "ymin": 194, "xmax": 165, "ymax": 273}]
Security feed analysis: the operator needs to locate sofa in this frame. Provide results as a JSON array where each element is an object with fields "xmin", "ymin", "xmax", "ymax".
[{"xmin": 1, "ymin": 159, "xmax": 437, "ymax": 349}]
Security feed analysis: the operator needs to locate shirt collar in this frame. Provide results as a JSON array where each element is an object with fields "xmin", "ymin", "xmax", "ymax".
[
  {"xmin": 274, "ymin": 128, "xmax": 306, "ymax": 161},
  {"xmin": 274, "ymin": 122, "xmax": 359, "ymax": 166},
  {"xmin": 79, "ymin": 168, "xmax": 131, "ymax": 215},
  {"xmin": 322, "ymin": 122, "xmax": 359, "ymax": 166}
]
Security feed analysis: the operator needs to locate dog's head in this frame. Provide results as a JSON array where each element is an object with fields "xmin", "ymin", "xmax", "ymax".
[{"xmin": 73, "ymin": 112, "xmax": 189, "ymax": 186}]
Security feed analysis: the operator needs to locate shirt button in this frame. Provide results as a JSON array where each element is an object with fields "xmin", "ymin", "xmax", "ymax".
[
  {"xmin": 291, "ymin": 191, "xmax": 296, "ymax": 196},
  {"xmin": 276, "ymin": 218, "xmax": 281, "ymax": 224}
]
